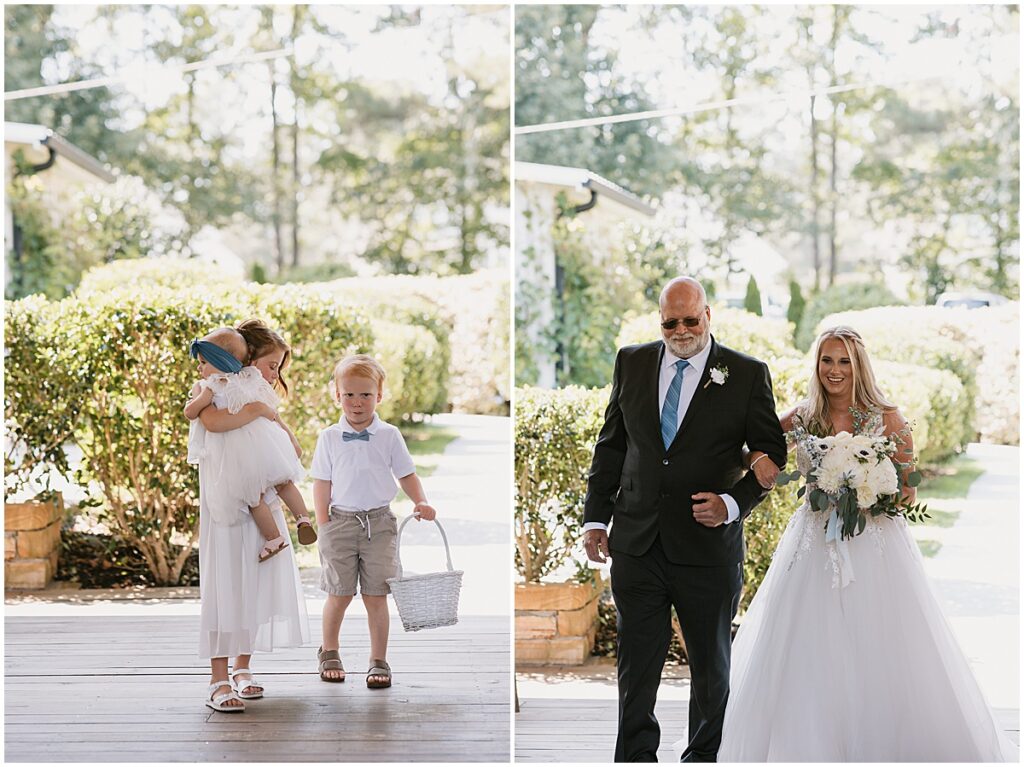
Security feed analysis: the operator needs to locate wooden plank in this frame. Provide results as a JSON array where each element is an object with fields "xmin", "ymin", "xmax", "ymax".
[{"xmin": 5, "ymin": 613, "xmax": 510, "ymax": 763}]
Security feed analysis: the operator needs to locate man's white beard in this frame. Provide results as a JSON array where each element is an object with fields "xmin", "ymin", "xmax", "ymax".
[{"xmin": 667, "ymin": 329, "xmax": 709, "ymax": 359}]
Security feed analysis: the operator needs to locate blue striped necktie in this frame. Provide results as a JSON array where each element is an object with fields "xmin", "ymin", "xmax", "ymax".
[
  {"xmin": 343, "ymin": 430, "xmax": 370, "ymax": 442},
  {"xmin": 660, "ymin": 359, "xmax": 689, "ymax": 450}
]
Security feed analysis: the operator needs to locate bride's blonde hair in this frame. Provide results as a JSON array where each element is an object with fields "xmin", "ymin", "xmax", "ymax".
[{"xmin": 802, "ymin": 326, "xmax": 895, "ymax": 436}]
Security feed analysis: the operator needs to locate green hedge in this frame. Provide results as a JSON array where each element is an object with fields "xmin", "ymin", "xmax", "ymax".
[
  {"xmin": 4, "ymin": 296, "xmax": 87, "ymax": 495},
  {"xmin": 617, "ymin": 307, "xmax": 800, "ymax": 362},
  {"xmin": 797, "ymin": 281, "xmax": 905, "ymax": 350},
  {"xmin": 324, "ymin": 269, "xmax": 509, "ymax": 414},
  {"xmin": 4, "ymin": 286, "xmax": 372, "ymax": 584},
  {"xmin": 76, "ymin": 257, "xmax": 239, "ymax": 296},
  {"xmin": 821, "ymin": 304, "xmax": 1018, "ymax": 445},
  {"xmin": 514, "ymin": 385, "xmax": 606, "ymax": 582},
  {"xmin": 371, "ymin": 321, "xmax": 447, "ymax": 424},
  {"xmin": 77, "ymin": 258, "xmax": 513, "ymax": 417}
]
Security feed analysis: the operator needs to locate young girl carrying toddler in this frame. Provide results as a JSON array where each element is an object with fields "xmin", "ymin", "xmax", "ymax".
[{"xmin": 185, "ymin": 325, "xmax": 316, "ymax": 562}]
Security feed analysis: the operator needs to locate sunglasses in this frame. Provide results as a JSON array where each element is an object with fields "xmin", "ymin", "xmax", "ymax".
[{"xmin": 660, "ymin": 316, "xmax": 703, "ymax": 330}]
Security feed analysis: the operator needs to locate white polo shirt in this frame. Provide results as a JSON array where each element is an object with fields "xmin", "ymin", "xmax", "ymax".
[{"xmin": 310, "ymin": 414, "xmax": 416, "ymax": 512}]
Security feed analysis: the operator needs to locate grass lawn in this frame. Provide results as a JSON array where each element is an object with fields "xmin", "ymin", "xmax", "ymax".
[
  {"xmin": 910, "ymin": 454, "xmax": 983, "ymax": 558},
  {"xmin": 290, "ymin": 420, "xmax": 459, "ymax": 568}
]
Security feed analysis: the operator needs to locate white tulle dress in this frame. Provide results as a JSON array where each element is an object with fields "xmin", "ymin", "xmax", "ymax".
[
  {"xmin": 717, "ymin": 412, "xmax": 1015, "ymax": 762},
  {"xmin": 187, "ymin": 367, "xmax": 304, "ymax": 526}
]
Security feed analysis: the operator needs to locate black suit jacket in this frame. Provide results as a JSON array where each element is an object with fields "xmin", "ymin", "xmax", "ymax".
[{"xmin": 583, "ymin": 337, "xmax": 787, "ymax": 566}]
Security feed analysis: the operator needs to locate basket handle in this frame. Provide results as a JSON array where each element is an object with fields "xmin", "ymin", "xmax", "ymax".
[{"xmin": 395, "ymin": 514, "xmax": 454, "ymax": 580}]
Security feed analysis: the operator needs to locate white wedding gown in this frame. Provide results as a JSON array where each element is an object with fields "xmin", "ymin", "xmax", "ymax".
[{"xmin": 718, "ymin": 421, "xmax": 1016, "ymax": 762}]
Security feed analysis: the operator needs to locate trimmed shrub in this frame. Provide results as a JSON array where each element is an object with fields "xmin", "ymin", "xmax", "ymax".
[
  {"xmin": 5, "ymin": 286, "xmax": 372, "ymax": 585},
  {"xmin": 323, "ymin": 269, "xmax": 509, "ymax": 415},
  {"xmin": 797, "ymin": 281, "xmax": 904, "ymax": 350},
  {"xmin": 371, "ymin": 321, "xmax": 447, "ymax": 423},
  {"xmin": 514, "ymin": 385, "xmax": 607, "ymax": 583},
  {"xmin": 787, "ymin": 279, "xmax": 806, "ymax": 331},
  {"xmin": 77, "ymin": 256, "xmax": 240, "ymax": 295},
  {"xmin": 744, "ymin": 275, "xmax": 763, "ymax": 316},
  {"xmin": 4, "ymin": 296, "xmax": 87, "ymax": 496},
  {"xmin": 617, "ymin": 307, "xmax": 799, "ymax": 362}
]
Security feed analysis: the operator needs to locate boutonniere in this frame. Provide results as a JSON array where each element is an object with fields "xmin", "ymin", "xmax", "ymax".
[{"xmin": 704, "ymin": 365, "xmax": 729, "ymax": 389}]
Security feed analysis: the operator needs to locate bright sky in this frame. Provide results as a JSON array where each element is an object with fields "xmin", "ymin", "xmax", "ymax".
[
  {"xmin": 582, "ymin": 5, "xmax": 1018, "ymax": 126},
  {"xmin": 47, "ymin": 5, "xmax": 508, "ymax": 145}
]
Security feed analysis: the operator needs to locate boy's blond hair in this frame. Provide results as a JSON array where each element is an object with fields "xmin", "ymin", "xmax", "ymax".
[{"xmin": 329, "ymin": 354, "xmax": 387, "ymax": 401}]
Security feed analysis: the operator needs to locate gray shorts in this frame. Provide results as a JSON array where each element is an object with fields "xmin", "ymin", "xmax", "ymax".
[{"xmin": 317, "ymin": 505, "xmax": 398, "ymax": 596}]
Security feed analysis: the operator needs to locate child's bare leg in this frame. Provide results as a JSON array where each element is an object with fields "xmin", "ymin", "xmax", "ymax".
[
  {"xmin": 363, "ymin": 594, "xmax": 390, "ymax": 685},
  {"xmin": 231, "ymin": 653, "xmax": 262, "ymax": 697},
  {"xmin": 210, "ymin": 657, "xmax": 242, "ymax": 708},
  {"xmin": 275, "ymin": 481, "xmax": 308, "ymax": 521},
  {"xmin": 321, "ymin": 594, "xmax": 352, "ymax": 681},
  {"xmin": 249, "ymin": 499, "xmax": 283, "ymax": 541}
]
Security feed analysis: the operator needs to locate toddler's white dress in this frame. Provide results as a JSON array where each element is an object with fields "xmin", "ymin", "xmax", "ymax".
[{"xmin": 187, "ymin": 367, "xmax": 304, "ymax": 526}]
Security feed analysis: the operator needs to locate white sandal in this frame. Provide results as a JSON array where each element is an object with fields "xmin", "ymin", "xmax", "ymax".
[
  {"xmin": 206, "ymin": 680, "xmax": 245, "ymax": 712},
  {"xmin": 230, "ymin": 668, "xmax": 264, "ymax": 700}
]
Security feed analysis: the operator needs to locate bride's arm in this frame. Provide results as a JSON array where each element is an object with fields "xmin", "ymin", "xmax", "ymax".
[
  {"xmin": 746, "ymin": 406, "xmax": 800, "ymax": 487},
  {"xmin": 883, "ymin": 408, "xmax": 917, "ymax": 504}
]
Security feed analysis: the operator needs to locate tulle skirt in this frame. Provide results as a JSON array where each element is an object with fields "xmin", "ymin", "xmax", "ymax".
[
  {"xmin": 717, "ymin": 505, "xmax": 1014, "ymax": 762},
  {"xmin": 196, "ymin": 418, "xmax": 305, "ymax": 525}
]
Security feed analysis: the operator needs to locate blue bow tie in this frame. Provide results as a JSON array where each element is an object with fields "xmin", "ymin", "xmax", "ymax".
[{"xmin": 343, "ymin": 430, "xmax": 371, "ymax": 442}]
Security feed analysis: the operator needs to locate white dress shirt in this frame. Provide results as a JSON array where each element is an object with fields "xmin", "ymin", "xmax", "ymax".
[
  {"xmin": 583, "ymin": 340, "xmax": 740, "ymax": 536},
  {"xmin": 309, "ymin": 413, "xmax": 416, "ymax": 512}
]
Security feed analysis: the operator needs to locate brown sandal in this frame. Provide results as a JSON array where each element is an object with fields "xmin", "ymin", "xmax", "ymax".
[
  {"xmin": 366, "ymin": 659, "xmax": 391, "ymax": 689},
  {"xmin": 317, "ymin": 646, "xmax": 345, "ymax": 683},
  {"xmin": 296, "ymin": 517, "xmax": 317, "ymax": 545}
]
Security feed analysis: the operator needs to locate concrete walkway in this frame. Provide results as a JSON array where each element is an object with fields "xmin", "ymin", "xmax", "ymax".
[
  {"xmin": 516, "ymin": 442, "xmax": 1020, "ymax": 762},
  {"xmin": 919, "ymin": 443, "xmax": 1019, "ymax": 710}
]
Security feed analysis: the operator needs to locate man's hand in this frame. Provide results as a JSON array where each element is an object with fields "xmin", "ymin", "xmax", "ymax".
[
  {"xmin": 692, "ymin": 493, "xmax": 728, "ymax": 527},
  {"xmin": 583, "ymin": 529, "xmax": 610, "ymax": 564},
  {"xmin": 748, "ymin": 451, "xmax": 780, "ymax": 489}
]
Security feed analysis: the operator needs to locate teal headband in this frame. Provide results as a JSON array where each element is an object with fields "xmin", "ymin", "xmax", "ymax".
[{"xmin": 190, "ymin": 339, "xmax": 243, "ymax": 373}]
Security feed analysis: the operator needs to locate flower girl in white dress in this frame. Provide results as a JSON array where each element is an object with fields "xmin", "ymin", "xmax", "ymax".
[{"xmin": 185, "ymin": 327, "xmax": 316, "ymax": 562}]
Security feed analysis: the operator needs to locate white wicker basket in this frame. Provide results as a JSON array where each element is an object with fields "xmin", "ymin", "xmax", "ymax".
[{"xmin": 387, "ymin": 515, "xmax": 463, "ymax": 632}]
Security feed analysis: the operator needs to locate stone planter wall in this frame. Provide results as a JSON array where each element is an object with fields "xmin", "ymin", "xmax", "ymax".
[
  {"xmin": 5, "ymin": 495, "xmax": 62, "ymax": 589},
  {"xmin": 515, "ymin": 576, "xmax": 604, "ymax": 665}
]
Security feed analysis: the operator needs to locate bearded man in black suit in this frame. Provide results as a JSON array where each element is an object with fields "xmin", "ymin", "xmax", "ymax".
[{"xmin": 583, "ymin": 276, "xmax": 787, "ymax": 762}]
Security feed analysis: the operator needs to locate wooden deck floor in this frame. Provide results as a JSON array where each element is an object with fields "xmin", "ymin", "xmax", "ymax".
[
  {"xmin": 5, "ymin": 613, "xmax": 510, "ymax": 762},
  {"xmin": 514, "ymin": 670, "xmax": 1020, "ymax": 763}
]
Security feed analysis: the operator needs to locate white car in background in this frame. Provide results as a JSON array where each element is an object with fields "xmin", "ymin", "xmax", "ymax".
[{"xmin": 934, "ymin": 291, "xmax": 1009, "ymax": 309}]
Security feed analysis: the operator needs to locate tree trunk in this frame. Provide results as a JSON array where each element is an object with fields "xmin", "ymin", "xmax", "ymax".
[
  {"xmin": 828, "ymin": 107, "xmax": 838, "ymax": 287},
  {"xmin": 289, "ymin": 5, "xmax": 302, "ymax": 268},
  {"xmin": 827, "ymin": 6, "xmax": 842, "ymax": 287},
  {"xmin": 269, "ymin": 64, "xmax": 285, "ymax": 273},
  {"xmin": 809, "ymin": 94, "xmax": 822, "ymax": 292}
]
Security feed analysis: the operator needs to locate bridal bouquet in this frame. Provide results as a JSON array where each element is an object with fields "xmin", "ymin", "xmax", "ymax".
[{"xmin": 777, "ymin": 421, "xmax": 928, "ymax": 540}]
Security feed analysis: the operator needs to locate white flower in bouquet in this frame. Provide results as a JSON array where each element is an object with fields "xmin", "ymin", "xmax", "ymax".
[
  {"xmin": 865, "ymin": 459, "xmax": 899, "ymax": 498},
  {"xmin": 816, "ymin": 462, "xmax": 845, "ymax": 494}
]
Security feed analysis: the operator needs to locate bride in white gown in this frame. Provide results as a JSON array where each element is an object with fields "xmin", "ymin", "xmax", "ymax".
[{"xmin": 717, "ymin": 326, "xmax": 1015, "ymax": 762}]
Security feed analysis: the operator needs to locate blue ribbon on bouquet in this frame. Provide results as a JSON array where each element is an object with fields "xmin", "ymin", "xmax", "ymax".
[{"xmin": 824, "ymin": 507, "xmax": 855, "ymax": 588}]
